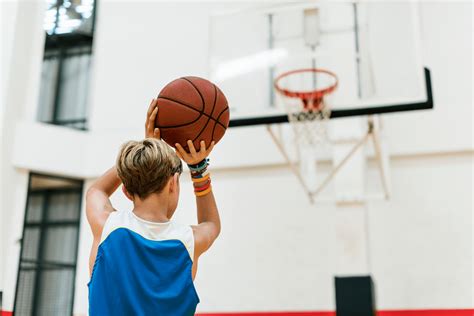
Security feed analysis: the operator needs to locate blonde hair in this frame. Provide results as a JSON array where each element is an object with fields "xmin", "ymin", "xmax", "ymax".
[{"xmin": 116, "ymin": 138, "xmax": 182, "ymax": 199}]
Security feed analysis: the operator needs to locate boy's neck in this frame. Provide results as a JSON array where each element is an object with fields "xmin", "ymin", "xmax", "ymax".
[{"xmin": 132, "ymin": 193, "xmax": 170, "ymax": 223}]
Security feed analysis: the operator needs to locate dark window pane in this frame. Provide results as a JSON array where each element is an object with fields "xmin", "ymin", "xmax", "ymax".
[
  {"xmin": 43, "ymin": 226, "xmax": 78, "ymax": 264},
  {"xmin": 56, "ymin": 51, "xmax": 91, "ymax": 123},
  {"xmin": 37, "ymin": 56, "xmax": 60, "ymax": 123},
  {"xmin": 14, "ymin": 270, "xmax": 36, "ymax": 316},
  {"xmin": 47, "ymin": 192, "xmax": 81, "ymax": 221},
  {"xmin": 22, "ymin": 228, "xmax": 41, "ymax": 261},
  {"xmin": 25, "ymin": 195, "xmax": 44, "ymax": 222},
  {"xmin": 36, "ymin": 270, "xmax": 74, "ymax": 316}
]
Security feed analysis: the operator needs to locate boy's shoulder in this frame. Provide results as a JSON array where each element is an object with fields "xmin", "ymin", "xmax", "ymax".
[{"xmin": 100, "ymin": 210, "xmax": 195, "ymax": 260}]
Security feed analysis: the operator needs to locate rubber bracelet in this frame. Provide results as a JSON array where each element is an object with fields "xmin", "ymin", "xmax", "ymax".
[
  {"xmin": 191, "ymin": 174, "xmax": 210, "ymax": 183},
  {"xmin": 195, "ymin": 182, "xmax": 211, "ymax": 192},
  {"xmin": 189, "ymin": 165, "xmax": 207, "ymax": 172},
  {"xmin": 195, "ymin": 186, "xmax": 212, "ymax": 197},
  {"xmin": 188, "ymin": 158, "xmax": 207, "ymax": 167},
  {"xmin": 193, "ymin": 178, "xmax": 211, "ymax": 188},
  {"xmin": 191, "ymin": 166, "xmax": 208, "ymax": 174},
  {"xmin": 191, "ymin": 170, "xmax": 209, "ymax": 179},
  {"xmin": 188, "ymin": 159, "xmax": 208, "ymax": 171},
  {"xmin": 194, "ymin": 178, "xmax": 211, "ymax": 187}
]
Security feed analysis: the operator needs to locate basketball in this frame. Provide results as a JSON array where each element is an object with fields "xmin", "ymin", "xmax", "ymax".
[{"xmin": 155, "ymin": 76, "xmax": 229, "ymax": 151}]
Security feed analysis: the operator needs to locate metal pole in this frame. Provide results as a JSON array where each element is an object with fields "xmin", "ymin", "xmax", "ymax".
[
  {"xmin": 311, "ymin": 129, "xmax": 371, "ymax": 198},
  {"xmin": 267, "ymin": 125, "xmax": 315, "ymax": 203},
  {"xmin": 268, "ymin": 13, "xmax": 275, "ymax": 107},
  {"xmin": 311, "ymin": 45, "xmax": 317, "ymax": 89},
  {"xmin": 353, "ymin": 2, "xmax": 362, "ymax": 98},
  {"xmin": 369, "ymin": 117, "xmax": 390, "ymax": 199}
]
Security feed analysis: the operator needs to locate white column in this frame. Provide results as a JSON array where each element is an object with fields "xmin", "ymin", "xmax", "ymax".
[
  {"xmin": 330, "ymin": 117, "xmax": 371, "ymax": 275},
  {"xmin": 0, "ymin": 0, "xmax": 46, "ymax": 310}
]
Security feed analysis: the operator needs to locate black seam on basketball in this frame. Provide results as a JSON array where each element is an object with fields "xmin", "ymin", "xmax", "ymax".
[
  {"xmin": 157, "ymin": 96, "xmax": 227, "ymax": 129},
  {"xmin": 180, "ymin": 77, "xmax": 204, "ymax": 112},
  {"xmin": 216, "ymin": 106, "xmax": 230, "ymax": 126},
  {"xmin": 192, "ymin": 84, "xmax": 218, "ymax": 143},
  {"xmin": 209, "ymin": 120, "xmax": 217, "ymax": 143},
  {"xmin": 211, "ymin": 107, "xmax": 229, "ymax": 140},
  {"xmin": 155, "ymin": 109, "xmax": 202, "ymax": 129}
]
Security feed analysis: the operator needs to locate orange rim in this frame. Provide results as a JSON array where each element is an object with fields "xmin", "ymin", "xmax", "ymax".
[{"xmin": 274, "ymin": 68, "xmax": 338, "ymax": 109}]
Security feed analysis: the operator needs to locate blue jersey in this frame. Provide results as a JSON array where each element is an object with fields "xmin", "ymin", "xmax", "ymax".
[{"xmin": 88, "ymin": 210, "xmax": 199, "ymax": 315}]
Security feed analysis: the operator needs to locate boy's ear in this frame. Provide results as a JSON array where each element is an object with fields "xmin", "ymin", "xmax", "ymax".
[
  {"xmin": 169, "ymin": 173, "xmax": 179, "ymax": 193},
  {"xmin": 122, "ymin": 185, "xmax": 134, "ymax": 201}
]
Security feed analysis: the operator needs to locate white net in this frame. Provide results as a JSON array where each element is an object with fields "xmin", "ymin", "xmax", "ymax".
[{"xmin": 275, "ymin": 69, "xmax": 337, "ymax": 150}]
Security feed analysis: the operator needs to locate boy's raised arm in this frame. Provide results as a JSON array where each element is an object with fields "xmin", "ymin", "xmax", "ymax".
[
  {"xmin": 85, "ymin": 168, "xmax": 121, "ymax": 238},
  {"xmin": 175, "ymin": 140, "xmax": 220, "ymax": 260},
  {"xmin": 193, "ymin": 186, "xmax": 220, "ymax": 256}
]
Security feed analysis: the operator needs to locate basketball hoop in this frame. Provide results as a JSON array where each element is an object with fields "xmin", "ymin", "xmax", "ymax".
[
  {"xmin": 274, "ymin": 68, "xmax": 338, "ymax": 147},
  {"xmin": 274, "ymin": 68, "xmax": 338, "ymax": 110}
]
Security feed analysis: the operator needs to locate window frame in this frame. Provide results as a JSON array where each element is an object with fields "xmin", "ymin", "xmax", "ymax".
[
  {"xmin": 39, "ymin": 0, "xmax": 98, "ymax": 131},
  {"xmin": 13, "ymin": 173, "xmax": 84, "ymax": 316}
]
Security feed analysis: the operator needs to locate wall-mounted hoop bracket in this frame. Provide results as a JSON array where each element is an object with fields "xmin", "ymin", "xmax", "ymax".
[{"xmin": 266, "ymin": 115, "xmax": 391, "ymax": 204}]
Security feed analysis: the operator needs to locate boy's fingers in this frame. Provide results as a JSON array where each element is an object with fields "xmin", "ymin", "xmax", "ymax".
[
  {"xmin": 154, "ymin": 128, "xmax": 160, "ymax": 139},
  {"xmin": 175, "ymin": 143, "xmax": 188, "ymax": 159},
  {"xmin": 206, "ymin": 141, "xmax": 215, "ymax": 155},
  {"xmin": 148, "ymin": 107, "xmax": 159, "ymax": 132},
  {"xmin": 150, "ymin": 106, "xmax": 158, "ymax": 119},
  {"xmin": 146, "ymin": 121, "xmax": 152, "ymax": 134},
  {"xmin": 147, "ymin": 98, "xmax": 157, "ymax": 117},
  {"xmin": 175, "ymin": 142, "xmax": 184, "ymax": 152},
  {"xmin": 175, "ymin": 150, "xmax": 183, "ymax": 160},
  {"xmin": 187, "ymin": 140, "xmax": 197, "ymax": 155},
  {"xmin": 199, "ymin": 140, "xmax": 206, "ymax": 153},
  {"xmin": 145, "ymin": 100, "xmax": 155, "ymax": 129}
]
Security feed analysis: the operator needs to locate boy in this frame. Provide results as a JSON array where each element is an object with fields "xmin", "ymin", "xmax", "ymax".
[{"xmin": 86, "ymin": 99, "xmax": 220, "ymax": 315}]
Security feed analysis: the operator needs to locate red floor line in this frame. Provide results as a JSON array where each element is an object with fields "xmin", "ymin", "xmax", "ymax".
[
  {"xmin": 377, "ymin": 310, "xmax": 474, "ymax": 316},
  {"xmin": 198, "ymin": 313, "xmax": 333, "ymax": 316},
  {"xmin": 197, "ymin": 309, "xmax": 474, "ymax": 316},
  {"xmin": 1, "ymin": 309, "xmax": 473, "ymax": 316}
]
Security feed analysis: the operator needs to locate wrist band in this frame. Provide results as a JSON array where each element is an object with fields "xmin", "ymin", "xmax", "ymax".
[
  {"xmin": 191, "ymin": 174, "xmax": 210, "ymax": 183},
  {"xmin": 195, "ymin": 186, "xmax": 212, "ymax": 197},
  {"xmin": 189, "ymin": 158, "xmax": 212, "ymax": 196},
  {"xmin": 188, "ymin": 158, "xmax": 209, "ymax": 172},
  {"xmin": 191, "ymin": 169, "xmax": 209, "ymax": 179},
  {"xmin": 194, "ymin": 178, "xmax": 211, "ymax": 188},
  {"xmin": 193, "ymin": 177, "xmax": 210, "ymax": 188},
  {"xmin": 194, "ymin": 182, "xmax": 211, "ymax": 192}
]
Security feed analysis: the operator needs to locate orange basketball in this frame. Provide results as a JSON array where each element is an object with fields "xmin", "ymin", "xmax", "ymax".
[{"xmin": 155, "ymin": 76, "xmax": 229, "ymax": 151}]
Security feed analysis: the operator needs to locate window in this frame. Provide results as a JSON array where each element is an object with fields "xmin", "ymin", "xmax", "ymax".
[
  {"xmin": 14, "ymin": 174, "xmax": 83, "ymax": 316},
  {"xmin": 37, "ymin": 0, "xmax": 97, "ymax": 130}
]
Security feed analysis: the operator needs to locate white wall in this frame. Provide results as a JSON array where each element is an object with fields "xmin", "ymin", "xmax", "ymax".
[
  {"xmin": 0, "ymin": 0, "xmax": 472, "ymax": 314},
  {"xmin": 369, "ymin": 152, "xmax": 472, "ymax": 309},
  {"xmin": 383, "ymin": 2, "xmax": 473, "ymax": 156},
  {"xmin": 0, "ymin": 0, "xmax": 46, "ymax": 306},
  {"xmin": 0, "ymin": 0, "xmax": 17, "ymax": 294}
]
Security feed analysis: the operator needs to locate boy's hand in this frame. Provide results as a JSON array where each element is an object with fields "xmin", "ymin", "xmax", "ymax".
[
  {"xmin": 145, "ymin": 98, "xmax": 160, "ymax": 139},
  {"xmin": 175, "ymin": 140, "xmax": 215, "ymax": 165}
]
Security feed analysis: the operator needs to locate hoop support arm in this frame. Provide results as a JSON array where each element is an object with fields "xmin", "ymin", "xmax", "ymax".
[{"xmin": 266, "ymin": 117, "xmax": 390, "ymax": 203}]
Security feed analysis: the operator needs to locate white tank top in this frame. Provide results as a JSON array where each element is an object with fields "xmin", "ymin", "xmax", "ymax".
[
  {"xmin": 100, "ymin": 210, "xmax": 195, "ymax": 261},
  {"xmin": 89, "ymin": 210, "xmax": 199, "ymax": 314}
]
